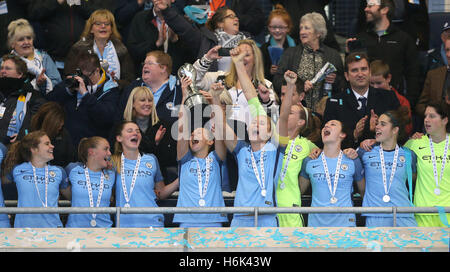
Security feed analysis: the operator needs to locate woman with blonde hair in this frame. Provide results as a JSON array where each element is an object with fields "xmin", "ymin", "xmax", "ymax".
[
  {"xmin": 64, "ymin": 9, "xmax": 135, "ymax": 89},
  {"xmin": 6, "ymin": 18, "xmax": 61, "ymax": 93},
  {"xmin": 121, "ymin": 86, "xmax": 167, "ymax": 156}
]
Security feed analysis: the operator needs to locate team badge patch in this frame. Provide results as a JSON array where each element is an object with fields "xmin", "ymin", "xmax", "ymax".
[
  {"xmin": 295, "ymin": 145, "xmax": 302, "ymax": 152},
  {"xmin": 146, "ymin": 162, "xmax": 153, "ymax": 169},
  {"xmin": 341, "ymin": 164, "xmax": 348, "ymax": 171},
  {"xmin": 49, "ymin": 171, "xmax": 56, "ymax": 178},
  {"xmin": 399, "ymin": 156, "xmax": 405, "ymax": 163}
]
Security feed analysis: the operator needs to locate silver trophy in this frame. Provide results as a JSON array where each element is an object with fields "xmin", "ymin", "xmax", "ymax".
[
  {"xmin": 177, "ymin": 63, "xmax": 208, "ymax": 109},
  {"xmin": 177, "ymin": 63, "xmax": 209, "ymax": 131}
]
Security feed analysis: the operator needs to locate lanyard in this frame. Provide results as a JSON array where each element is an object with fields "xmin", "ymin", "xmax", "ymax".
[
  {"xmin": 195, "ymin": 156, "xmax": 212, "ymax": 206},
  {"xmin": 32, "ymin": 164, "xmax": 48, "ymax": 207},
  {"xmin": 250, "ymin": 146, "xmax": 266, "ymax": 197},
  {"xmin": 379, "ymin": 144, "xmax": 399, "ymax": 202},
  {"xmin": 279, "ymin": 138, "xmax": 297, "ymax": 185},
  {"xmin": 120, "ymin": 153, "xmax": 142, "ymax": 207},
  {"xmin": 429, "ymin": 134, "xmax": 449, "ymax": 195},
  {"xmin": 84, "ymin": 166, "xmax": 105, "ymax": 223},
  {"xmin": 321, "ymin": 151, "xmax": 343, "ymax": 204}
]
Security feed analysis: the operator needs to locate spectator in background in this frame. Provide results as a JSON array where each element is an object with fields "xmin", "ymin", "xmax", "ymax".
[
  {"xmin": 46, "ymin": 51, "xmax": 120, "ymax": 150},
  {"xmin": 273, "ymin": 0, "xmax": 340, "ymax": 51},
  {"xmin": 346, "ymin": 0, "xmax": 421, "ymax": 109},
  {"xmin": 273, "ymin": 12, "xmax": 344, "ymax": 111},
  {"xmin": 0, "ymin": 54, "xmax": 46, "ymax": 146},
  {"xmin": 422, "ymin": 22, "xmax": 450, "ymax": 80},
  {"xmin": 323, "ymin": 52, "xmax": 400, "ymax": 147},
  {"xmin": 30, "ymin": 101, "xmax": 77, "ymax": 168},
  {"xmin": 7, "ymin": 18, "xmax": 61, "ymax": 94},
  {"xmin": 126, "ymin": 0, "xmax": 193, "ymax": 75},
  {"xmin": 26, "ymin": 0, "xmax": 115, "ymax": 73},
  {"xmin": 117, "ymin": 50, "xmax": 182, "ymax": 183},
  {"xmin": 64, "ymin": 9, "xmax": 135, "ymax": 90},
  {"xmin": 369, "ymin": 60, "xmax": 412, "ymax": 136},
  {"xmin": 154, "ymin": 0, "xmax": 250, "ymax": 72},
  {"xmin": 416, "ymin": 38, "xmax": 450, "ymax": 118},
  {"xmin": 0, "ymin": 0, "xmax": 29, "ymax": 56},
  {"xmin": 114, "ymin": 0, "xmax": 153, "ymax": 44},
  {"xmin": 259, "ymin": 4, "xmax": 296, "ymax": 82}
]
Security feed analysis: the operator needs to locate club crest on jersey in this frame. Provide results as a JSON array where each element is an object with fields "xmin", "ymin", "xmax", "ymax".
[
  {"xmin": 341, "ymin": 164, "xmax": 348, "ymax": 171},
  {"xmin": 104, "ymin": 173, "xmax": 110, "ymax": 180},
  {"xmin": 146, "ymin": 162, "xmax": 153, "ymax": 169},
  {"xmin": 49, "ymin": 171, "xmax": 56, "ymax": 178},
  {"xmin": 295, "ymin": 145, "xmax": 302, "ymax": 152},
  {"xmin": 399, "ymin": 156, "xmax": 405, "ymax": 163}
]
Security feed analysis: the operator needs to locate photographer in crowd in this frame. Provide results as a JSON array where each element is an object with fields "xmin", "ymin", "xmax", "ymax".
[{"xmin": 45, "ymin": 51, "xmax": 119, "ymax": 152}]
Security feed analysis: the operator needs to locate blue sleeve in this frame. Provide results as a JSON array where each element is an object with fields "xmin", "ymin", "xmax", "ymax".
[
  {"xmin": 352, "ymin": 158, "xmax": 365, "ymax": 181},
  {"xmin": 42, "ymin": 51, "xmax": 62, "ymax": 85},
  {"xmin": 211, "ymin": 150, "xmax": 223, "ymax": 165},
  {"xmin": 150, "ymin": 154, "xmax": 164, "ymax": 183},
  {"xmin": 299, "ymin": 157, "xmax": 312, "ymax": 179},
  {"xmin": 411, "ymin": 152, "xmax": 417, "ymax": 174},
  {"xmin": 178, "ymin": 149, "xmax": 193, "ymax": 165},
  {"xmin": 56, "ymin": 166, "xmax": 69, "ymax": 189},
  {"xmin": 64, "ymin": 162, "xmax": 82, "ymax": 185}
]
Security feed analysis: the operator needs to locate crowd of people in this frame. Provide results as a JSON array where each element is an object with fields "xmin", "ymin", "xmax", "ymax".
[{"xmin": 0, "ymin": 0, "xmax": 448, "ymax": 229}]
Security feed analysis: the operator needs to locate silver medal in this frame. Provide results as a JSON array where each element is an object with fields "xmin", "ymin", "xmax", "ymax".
[
  {"xmin": 383, "ymin": 195, "xmax": 391, "ymax": 203},
  {"xmin": 199, "ymin": 199, "xmax": 206, "ymax": 206},
  {"xmin": 124, "ymin": 203, "xmax": 130, "ymax": 208},
  {"xmin": 280, "ymin": 182, "xmax": 285, "ymax": 190},
  {"xmin": 434, "ymin": 188, "xmax": 441, "ymax": 195},
  {"xmin": 330, "ymin": 197, "xmax": 337, "ymax": 204},
  {"xmin": 90, "ymin": 219, "xmax": 97, "ymax": 227},
  {"xmin": 261, "ymin": 189, "xmax": 267, "ymax": 197}
]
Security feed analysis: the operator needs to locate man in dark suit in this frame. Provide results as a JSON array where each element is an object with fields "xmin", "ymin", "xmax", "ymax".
[{"xmin": 323, "ymin": 52, "xmax": 400, "ymax": 147}]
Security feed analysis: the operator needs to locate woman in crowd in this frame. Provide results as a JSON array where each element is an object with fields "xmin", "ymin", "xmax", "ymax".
[
  {"xmin": 30, "ymin": 101, "xmax": 76, "ymax": 168},
  {"xmin": 404, "ymin": 103, "xmax": 450, "ymax": 227},
  {"xmin": 122, "ymin": 86, "xmax": 167, "ymax": 157},
  {"xmin": 154, "ymin": 1, "xmax": 250, "ymax": 72},
  {"xmin": 172, "ymin": 76, "xmax": 228, "ymax": 227},
  {"xmin": 259, "ymin": 4, "xmax": 296, "ymax": 81},
  {"xmin": 7, "ymin": 18, "xmax": 61, "ymax": 94},
  {"xmin": 299, "ymin": 119, "xmax": 365, "ymax": 227},
  {"xmin": 64, "ymin": 9, "xmax": 135, "ymax": 89},
  {"xmin": 111, "ymin": 121, "xmax": 179, "ymax": 227},
  {"xmin": 65, "ymin": 136, "xmax": 115, "ymax": 228},
  {"xmin": 0, "ymin": 54, "xmax": 46, "ymax": 145},
  {"xmin": 1, "ymin": 130, "xmax": 70, "ymax": 228},
  {"xmin": 359, "ymin": 107, "xmax": 417, "ymax": 227},
  {"xmin": 273, "ymin": 12, "xmax": 344, "ymax": 111}
]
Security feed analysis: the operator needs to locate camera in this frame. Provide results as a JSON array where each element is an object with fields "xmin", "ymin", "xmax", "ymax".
[
  {"xmin": 64, "ymin": 68, "xmax": 90, "ymax": 93},
  {"xmin": 218, "ymin": 47, "xmax": 231, "ymax": 56}
]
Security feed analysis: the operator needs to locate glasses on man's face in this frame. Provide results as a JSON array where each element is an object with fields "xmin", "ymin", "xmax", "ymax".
[
  {"xmin": 268, "ymin": 25, "xmax": 288, "ymax": 31},
  {"xmin": 93, "ymin": 21, "xmax": 111, "ymax": 27}
]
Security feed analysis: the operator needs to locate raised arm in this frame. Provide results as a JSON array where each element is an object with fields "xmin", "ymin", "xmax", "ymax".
[{"xmin": 176, "ymin": 76, "xmax": 191, "ymax": 161}]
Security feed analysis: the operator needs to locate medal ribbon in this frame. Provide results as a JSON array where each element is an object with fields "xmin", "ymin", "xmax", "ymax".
[
  {"xmin": 250, "ymin": 146, "xmax": 266, "ymax": 195},
  {"xmin": 280, "ymin": 138, "xmax": 297, "ymax": 182},
  {"xmin": 379, "ymin": 144, "xmax": 399, "ymax": 197},
  {"xmin": 120, "ymin": 153, "xmax": 142, "ymax": 206},
  {"xmin": 321, "ymin": 151, "xmax": 343, "ymax": 201},
  {"xmin": 32, "ymin": 164, "xmax": 48, "ymax": 208},
  {"xmin": 84, "ymin": 166, "xmax": 105, "ymax": 221},
  {"xmin": 196, "ymin": 156, "xmax": 212, "ymax": 201}
]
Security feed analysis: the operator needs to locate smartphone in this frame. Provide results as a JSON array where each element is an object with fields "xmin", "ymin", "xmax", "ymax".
[{"xmin": 218, "ymin": 47, "xmax": 231, "ymax": 56}]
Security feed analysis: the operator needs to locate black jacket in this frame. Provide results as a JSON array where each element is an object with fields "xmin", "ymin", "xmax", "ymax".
[
  {"xmin": 323, "ymin": 86, "xmax": 400, "ymax": 148},
  {"xmin": 354, "ymin": 23, "xmax": 421, "ymax": 107},
  {"xmin": 0, "ymin": 80, "xmax": 46, "ymax": 145}
]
